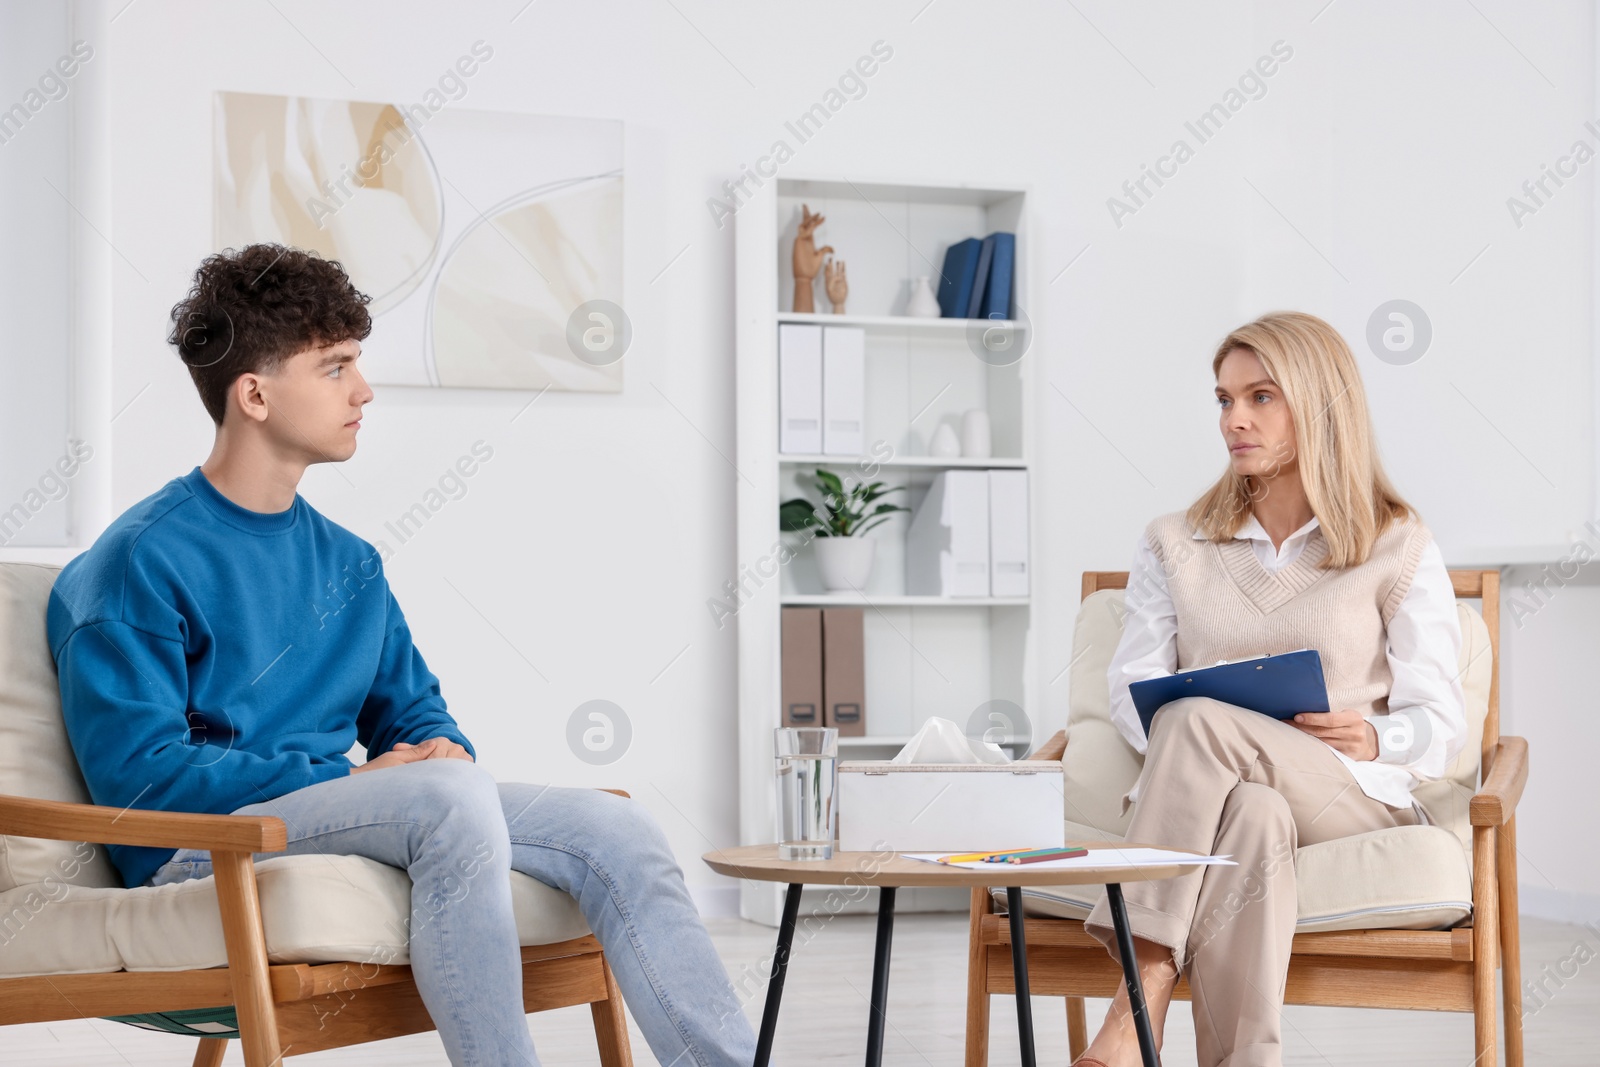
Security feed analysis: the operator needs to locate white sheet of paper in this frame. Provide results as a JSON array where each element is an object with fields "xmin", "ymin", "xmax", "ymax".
[{"xmin": 905, "ymin": 847, "xmax": 1236, "ymax": 870}]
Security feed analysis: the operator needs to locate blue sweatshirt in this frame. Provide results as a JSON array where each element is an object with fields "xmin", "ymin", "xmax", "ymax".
[{"xmin": 46, "ymin": 467, "xmax": 476, "ymax": 889}]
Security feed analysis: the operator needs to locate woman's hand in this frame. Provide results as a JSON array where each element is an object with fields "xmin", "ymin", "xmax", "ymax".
[{"xmin": 1289, "ymin": 709, "xmax": 1378, "ymax": 761}]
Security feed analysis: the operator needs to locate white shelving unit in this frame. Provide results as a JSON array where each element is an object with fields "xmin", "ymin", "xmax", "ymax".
[
  {"xmin": 776, "ymin": 311, "xmax": 1030, "ymax": 334},
  {"xmin": 778, "ymin": 454, "xmax": 1026, "ymax": 470},
  {"xmin": 778, "ymin": 594, "xmax": 1031, "ymax": 607},
  {"xmin": 734, "ymin": 175, "xmax": 1040, "ymax": 924}
]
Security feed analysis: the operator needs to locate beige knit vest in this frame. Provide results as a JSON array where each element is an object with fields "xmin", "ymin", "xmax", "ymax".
[{"xmin": 1143, "ymin": 510, "xmax": 1433, "ymax": 718}]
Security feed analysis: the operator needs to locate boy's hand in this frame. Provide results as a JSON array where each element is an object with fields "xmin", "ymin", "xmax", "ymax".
[
  {"xmin": 353, "ymin": 737, "xmax": 474, "ymax": 774},
  {"xmin": 393, "ymin": 737, "xmax": 473, "ymax": 762},
  {"xmin": 1289, "ymin": 709, "xmax": 1378, "ymax": 761}
]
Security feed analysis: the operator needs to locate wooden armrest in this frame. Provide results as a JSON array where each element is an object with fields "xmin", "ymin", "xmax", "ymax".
[
  {"xmin": 1026, "ymin": 730, "xmax": 1067, "ymax": 761},
  {"xmin": 0, "ymin": 793, "xmax": 287, "ymax": 853},
  {"xmin": 1469, "ymin": 736, "xmax": 1528, "ymax": 827},
  {"xmin": 0, "ymin": 786, "xmax": 632, "ymax": 853}
]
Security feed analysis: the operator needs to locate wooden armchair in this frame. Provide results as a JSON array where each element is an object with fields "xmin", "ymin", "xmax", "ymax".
[
  {"xmin": 0, "ymin": 561, "xmax": 633, "ymax": 1067},
  {"xmin": 965, "ymin": 569, "xmax": 1527, "ymax": 1067},
  {"xmin": 0, "ymin": 793, "xmax": 633, "ymax": 1067}
]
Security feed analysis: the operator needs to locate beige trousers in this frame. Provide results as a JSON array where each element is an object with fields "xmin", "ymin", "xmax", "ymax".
[{"xmin": 1083, "ymin": 697, "xmax": 1419, "ymax": 1067}]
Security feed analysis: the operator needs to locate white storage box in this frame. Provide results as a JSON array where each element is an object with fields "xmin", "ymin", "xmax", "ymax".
[{"xmin": 837, "ymin": 761, "xmax": 1064, "ymax": 853}]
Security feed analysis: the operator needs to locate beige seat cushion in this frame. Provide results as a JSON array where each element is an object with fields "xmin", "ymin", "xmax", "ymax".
[
  {"xmin": 0, "ymin": 563, "xmax": 123, "ymax": 893},
  {"xmin": 0, "ymin": 562, "xmax": 590, "ymax": 978},
  {"xmin": 0, "ymin": 854, "xmax": 590, "ymax": 978},
  {"xmin": 997, "ymin": 819, "xmax": 1472, "ymax": 932},
  {"xmin": 1026, "ymin": 586, "xmax": 1494, "ymax": 932}
]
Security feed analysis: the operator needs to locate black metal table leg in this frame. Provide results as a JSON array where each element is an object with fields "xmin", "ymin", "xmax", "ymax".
[
  {"xmin": 1106, "ymin": 882, "xmax": 1160, "ymax": 1067},
  {"xmin": 754, "ymin": 883, "xmax": 802, "ymax": 1067},
  {"xmin": 1005, "ymin": 886, "xmax": 1038, "ymax": 1067},
  {"xmin": 864, "ymin": 885, "xmax": 897, "ymax": 1067}
]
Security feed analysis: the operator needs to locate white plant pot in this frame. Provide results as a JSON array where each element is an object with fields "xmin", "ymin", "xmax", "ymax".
[{"xmin": 814, "ymin": 537, "xmax": 877, "ymax": 592}]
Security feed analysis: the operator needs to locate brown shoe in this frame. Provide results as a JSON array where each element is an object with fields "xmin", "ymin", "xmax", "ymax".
[{"xmin": 1070, "ymin": 1059, "xmax": 1110, "ymax": 1067}]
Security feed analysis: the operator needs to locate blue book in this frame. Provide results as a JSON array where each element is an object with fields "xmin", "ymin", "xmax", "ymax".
[
  {"xmin": 979, "ymin": 232, "xmax": 1015, "ymax": 321},
  {"xmin": 1129, "ymin": 648, "xmax": 1329, "ymax": 739},
  {"xmin": 966, "ymin": 235, "xmax": 997, "ymax": 318},
  {"xmin": 936, "ymin": 238, "xmax": 983, "ymax": 318}
]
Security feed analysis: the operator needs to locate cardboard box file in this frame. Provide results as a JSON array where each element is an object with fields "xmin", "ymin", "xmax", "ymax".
[
  {"xmin": 821, "ymin": 607, "xmax": 865, "ymax": 735},
  {"xmin": 837, "ymin": 761, "xmax": 1064, "ymax": 853},
  {"xmin": 779, "ymin": 607, "xmax": 822, "ymax": 727}
]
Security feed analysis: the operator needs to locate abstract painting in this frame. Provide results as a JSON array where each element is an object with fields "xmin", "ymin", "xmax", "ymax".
[{"xmin": 214, "ymin": 91, "xmax": 623, "ymax": 391}]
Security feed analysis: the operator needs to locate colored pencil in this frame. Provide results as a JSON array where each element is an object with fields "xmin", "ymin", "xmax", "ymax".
[
  {"xmin": 990, "ymin": 846, "xmax": 1078, "ymax": 862},
  {"xmin": 1005, "ymin": 847, "xmax": 1090, "ymax": 864},
  {"xmin": 938, "ymin": 848, "xmax": 1037, "ymax": 864}
]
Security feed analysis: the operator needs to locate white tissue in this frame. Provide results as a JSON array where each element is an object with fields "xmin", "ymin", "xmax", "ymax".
[{"xmin": 889, "ymin": 716, "xmax": 1013, "ymax": 765}]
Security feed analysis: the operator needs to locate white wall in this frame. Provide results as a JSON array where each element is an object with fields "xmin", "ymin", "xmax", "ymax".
[
  {"xmin": 0, "ymin": 0, "xmax": 73, "ymax": 547},
  {"xmin": 1502, "ymin": 561, "xmax": 1600, "ymax": 924},
  {"xmin": 2, "ymin": 0, "xmax": 1596, "ymax": 919}
]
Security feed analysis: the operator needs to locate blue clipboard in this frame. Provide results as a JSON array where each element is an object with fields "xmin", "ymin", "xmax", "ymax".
[{"xmin": 1129, "ymin": 649, "xmax": 1329, "ymax": 739}]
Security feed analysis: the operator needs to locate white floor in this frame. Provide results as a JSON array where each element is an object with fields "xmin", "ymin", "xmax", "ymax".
[{"xmin": 7, "ymin": 913, "xmax": 1595, "ymax": 1065}]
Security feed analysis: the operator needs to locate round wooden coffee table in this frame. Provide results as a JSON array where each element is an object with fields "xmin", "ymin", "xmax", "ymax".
[{"xmin": 705, "ymin": 843, "xmax": 1210, "ymax": 1067}]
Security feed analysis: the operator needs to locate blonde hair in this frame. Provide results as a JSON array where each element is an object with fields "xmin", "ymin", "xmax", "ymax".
[{"xmin": 1185, "ymin": 311, "xmax": 1418, "ymax": 569}]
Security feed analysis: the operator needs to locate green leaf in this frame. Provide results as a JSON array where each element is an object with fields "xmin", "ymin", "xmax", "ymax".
[
  {"xmin": 783, "ymin": 468, "xmax": 912, "ymax": 538},
  {"xmin": 859, "ymin": 484, "xmax": 902, "ymax": 505},
  {"xmin": 778, "ymin": 499, "xmax": 820, "ymax": 532}
]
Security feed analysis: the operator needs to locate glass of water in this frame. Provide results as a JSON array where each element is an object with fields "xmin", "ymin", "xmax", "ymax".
[{"xmin": 775, "ymin": 727, "xmax": 838, "ymax": 860}]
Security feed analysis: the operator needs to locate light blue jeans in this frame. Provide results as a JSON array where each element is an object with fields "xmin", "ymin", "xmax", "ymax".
[{"xmin": 148, "ymin": 759, "xmax": 756, "ymax": 1067}]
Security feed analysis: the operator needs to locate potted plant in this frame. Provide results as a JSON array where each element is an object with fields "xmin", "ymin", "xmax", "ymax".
[{"xmin": 779, "ymin": 468, "xmax": 909, "ymax": 592}]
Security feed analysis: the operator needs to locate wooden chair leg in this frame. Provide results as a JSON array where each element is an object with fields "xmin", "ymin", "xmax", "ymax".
[
  {"xmin": 964, "ymin": 888, "xmax": 993, "ymax": 1067},
  {"xmin": 589, "ymin": 955, "xmax": 633, "ymax": 1067},
  {"xmin": 212, "ymin": 850, "xmax": 285, "ymax": 1067},
  {"xmin": 1499, "ymin": 815, "xmax": 1525, "ymax": 1067},
  {"xmin": 1067, "ymin": 997, "xmax": 1088, "ymax": 1061},
  {"xmin": 1472, "ymin": 824, "xmax": 1500, "ymax": 1067},
  {"xmin": 191, "ymin": 1037, "xmax": 228, "ymax": 1067}
]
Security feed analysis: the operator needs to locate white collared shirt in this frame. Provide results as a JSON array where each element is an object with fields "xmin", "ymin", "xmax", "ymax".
[{"xmin": 1106, "ymin": 514, "xmax": 1467, "ymax": 814}]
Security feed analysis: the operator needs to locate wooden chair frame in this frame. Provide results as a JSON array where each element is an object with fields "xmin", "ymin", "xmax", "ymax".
[
  {"xmin": 0, "ymin": 789, "xmax": 634, "ymax": 1067},
  {"xmin": 966, "ymin": 569, "xmax": 1527, "ymax": 1067}
]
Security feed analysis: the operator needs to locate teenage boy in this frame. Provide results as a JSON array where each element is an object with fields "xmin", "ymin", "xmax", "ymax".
[{"xmin": 47, "ymin": 243, "xmax": 757, "ymax": 1067}]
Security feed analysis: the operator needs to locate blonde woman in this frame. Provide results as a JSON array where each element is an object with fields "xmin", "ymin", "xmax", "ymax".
[{"xmin": 1074, "ymin": 312, "xmax": 1467, "ymax": 1067}]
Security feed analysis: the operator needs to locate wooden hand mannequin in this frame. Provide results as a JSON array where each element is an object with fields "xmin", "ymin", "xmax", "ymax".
[
  {"xmin": 792, "ymin": 204, "xmax": 833, "ymax": 313},
  {"xmin": 824, "ymin": 258, "xmax": 848, "ymax": 314}
]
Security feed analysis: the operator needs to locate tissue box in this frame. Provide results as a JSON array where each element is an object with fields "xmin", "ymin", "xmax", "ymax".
[{"xmin": 837, "ymin": 761, "xmax": 1065, "ymax": 853}]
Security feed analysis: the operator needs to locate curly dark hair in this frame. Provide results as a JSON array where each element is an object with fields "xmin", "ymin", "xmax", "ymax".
[{"xmin": 167, "ymin": 244, "xmax": 373, "ymax": 425}]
